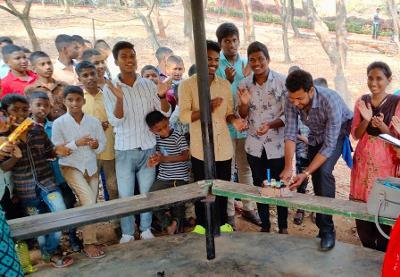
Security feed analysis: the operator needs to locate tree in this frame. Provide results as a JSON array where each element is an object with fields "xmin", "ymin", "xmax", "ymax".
[
  {"xmin": 387, "ymin": 0, "xmax": 400, "ymax": 51},
  {"xmin": 0, "ymin": 0, "xmax": 41, "ymax": 51},
  {"xmin": 274, "ymin": 0, "xmax": 292, "ymax": 63},
  {"xmin": 307, "ymin": 0, "xmax": 350, "ymax": 105},
  {"xmin": 153, "ymin": 0, "xmax": 168, "ymax": 39},
  {"xmin": 135, "ymin": 0, "xmax": 160, "ymax": 51},
  {"xmin": 183, "ymin": 0, "xmax": 195, "ymax": 63},
  {"xmin": 288, "ymin": 0, "xmax": 301, "ymax": 37},
  {"xmin": 240, "ymin": 0, "xmax": 255, "ymax": 43},
  {"xmin": 62, "ymin": 0, "xmax": 71, "ymax": 14}
]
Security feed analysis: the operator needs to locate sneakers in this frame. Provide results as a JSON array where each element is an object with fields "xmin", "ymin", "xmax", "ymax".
[
  {"xmin": 192, "ymin": 225, "xmax": 206, "ymax": 235},
  {"xmin": 220, "ymin": 223, "xmax": 234, "ymax": 233},
  {"xmin": 119, "ymin": 234, "xmax": 135, "ymax": 244},
  {"xmin": 140, "ymin": 229, "xmax": 155, "ymax": 240}
]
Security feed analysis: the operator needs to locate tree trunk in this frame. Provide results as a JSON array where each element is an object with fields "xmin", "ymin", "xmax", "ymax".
[
  {"xmin": 274, "ymin": 0, "xmax": 292, "ymax": 63},
  {"xmin": 288, "ymin": 0, "xmax": 301, "ymax": 37},
  {"xmin": 302, "ymin": 0, "xmax": 309, "ymax": 17},
  {"xmin": 308, "ymin": 0, "xmax": 350, "ymax": 105},
  {"xmin": 136, "ymin": 10, "xmax": 160, "ymax": 51},
  {"xmin": 240, "ymin": 0, "xmax": 255, "ymax": 43},
  {"xmin": 183, "ymin": 0, "xmax": 195, "ymax": 63},
  {"xmin": 20, "ymin": 16, "xmax": 41, "ymax": 51},
  {"xmin": 336, "ymin": 0, "xmax": 347, "ymax": 67},
  {"xmin": 387, "ymin": 0, "xmax": 400, "ymax": 51},
  {"xmin": 63, "ymin": 0, "xmax": 71, "ymax": 14},
  {"xmin": 154, "ymin": 0, "xmax": 167, "ymax": 38}
]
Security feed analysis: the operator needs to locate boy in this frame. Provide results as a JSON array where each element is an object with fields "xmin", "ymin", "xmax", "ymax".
[
  {"xmin": 53, "ymin": 34, "xmax": 80, "ymax": 85},
  {"xmin": 237, "ymin": 41, "xmax": 288, "ymax": 234},
  {"xmin": 52, "ymin": 85, "xmax": 106, "ymax": 259},
  {"xmin": 81, "ymin": 49, "xmax": 107, "ymax": 87},
  {"xmin": 0, "ymin": 36, "xmax": 13, "ymax": 78},
  {"xmin": 145, "ymin": 110, "xmax": 190, "ymax": 234},
  {"xmin": 72, "ymin": 35, "xmax": 86, "ymax": 61},
  {"xmin": 179, "ymin": 40, "xmax": 246, "ymax": 233},
  {"xmin": 0, "ymin": 93, "xmax": 73, "ymax": 267},
  {"xmin": 1, "ymin": 45, "xmax": 38, "ymax": 97},
  {"xmin": 155, "ymin": 46, "xmax": 173, "ymax": 81},
  {"xmin": 216, "ymin": 22, "xmax": 260, "ymax": 227},
  {"xmin": 29, "ymin": 91, "xmax": 81, "ymax": 252},
  {"xmin": 103, "ymin": 41, "xmax": 171, "ymax": 243},
  {"xmin": 76, "ymin": 61, "xmax": 117, "ymax": 201},
  {"xmin": 94, "ymin": 39, "xmax": 119, "ymax": 80},
  {"xmin": 141, "ymin": 65, "xmax": 160, "ymax": 85},
  {"xmin": 165, "ymin": 55, "xmax": 184, "ymax": 109}
]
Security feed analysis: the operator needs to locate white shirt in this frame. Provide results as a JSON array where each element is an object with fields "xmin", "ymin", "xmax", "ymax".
[
  {"xmin": 103, "ymin": 74, "xmax": 170, "ymax": 151},
  {"xmin": 52, "ymin": 113, "xmax": 106, "ymax": 176},
  {"xmin": 106, "ymin": 55, "xmax": 120, "ymax": 80}
]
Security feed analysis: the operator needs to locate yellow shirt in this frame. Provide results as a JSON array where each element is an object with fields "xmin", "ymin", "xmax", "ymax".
[
  {"xmin": 179, "ymin": 74, "xmax": 233, "ymax": 161},
  {"xmin": 83, "ymin": 90, "xmax": 115, "ymax": 160}
]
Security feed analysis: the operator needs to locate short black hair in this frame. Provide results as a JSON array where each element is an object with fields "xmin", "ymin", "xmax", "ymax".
[
  {"xmin": 206, "ymin": 40, "xmax": 221, "ymax": 53},
  {"xmin": 72, "ymin": 35, "xmax": 85, "ymax": 46},
  {"xmin": 81, "ymin": 48, "xmax": 102, "ymax": 62},
  {"xmin": 367, "ymin": 61, "xmax": 392, "ymax": 79},
  {"xmin": 188, "ymin": 64, "xmax": 197, "ymax": 76},
  {"xmin": 141, "ymin": 64, "xmax": 159, "ymax": 76},
  {"xmin": 285, "ymin": 69, "xmax": 314, "ymax": 93},
  {"xmin": 313, "ymin": 77, "xmax": 328, "ymax": 88},
  {"xmin": 64, "ymin": 85, "xmax": 84, "ymax": 98},
  {"xmin": 1, "ymin": 94, "xmax": 28, "ymax": 111},
  {"xmin": 94, "ymin": 39, "xmax": 110, "ymax": 50},
  {"xmin": 155, "ymin": 47, "xmax": 173, "ymax": 62},
  {"xmin": 112, "ymin": 41, "xmax": 135, "ymax": 60},
  {"xmin": 2, "ymin": 45, "xmax": 23, "ymax": 61},
  {"xmin": 29, "ymin": 51, "xmax": 50, "ymax": 64},
  {"xmin": 0, "ymin": 36, "xmax": 13, "ymax": 45},
  {"xmin": 75, "ymin": 61, "xmax": 96, "ymax": 76},
  {"xmin": 288, "ymin": 65, "xmax": 301, "ymax": 74},
  {"xmin": 166, "ymin": 55, "xmax": 184, "ymax": 66},
  {"xmin": 21, "ymin": 47, "xmax": 31, "ymax": 54},
  {"xmin": 55, "ymin": 34, "xmax": 74, "ymax": 52},
  {"xmin": 145, "ymin": 110, "xmax": 167, "ymax": 128},
  {"xmin": 247, "ymin": 41, "xmax": 270, "ymax": 60},
  {"xmin": 84, "ymin": 39, "xmax": 92, "ymax": 45},
  {"xmin": 28, "ymin": 91, "xmax": 50, "ymax": 103},
  {"xmin": 216, "ymin": 22, "xmax": 239, "ymax": 43}
]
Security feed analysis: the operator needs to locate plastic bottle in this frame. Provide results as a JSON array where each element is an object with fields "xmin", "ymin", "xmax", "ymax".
[{"xmin": 15, "ymin": 241, "xmax": 36, "ymax": 274}]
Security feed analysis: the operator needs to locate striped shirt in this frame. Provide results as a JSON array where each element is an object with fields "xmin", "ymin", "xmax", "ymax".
[
  {"xmin": 156, "ymin": 129, "xmax": 189, "ymax": 181},
  {"xmin": 11, "ymin": 124, "xmax": 58, "ymax": 204},
  {"xmin": 103, "ymin": 74, "xmax": 170, "ymax": 151}
]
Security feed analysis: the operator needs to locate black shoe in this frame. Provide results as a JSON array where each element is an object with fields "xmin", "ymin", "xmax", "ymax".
[
  {"xmin": 320, "ymin": 231, "xmax": 335, "ymax": 251},
  {"xmin": 242, "ymin": 210, "xmax": 262, "ymax": 226}
]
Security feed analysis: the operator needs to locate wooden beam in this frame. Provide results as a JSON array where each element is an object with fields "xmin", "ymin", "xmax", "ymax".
[
  {"xmin": 212, "ymin": 180, "xmax": 396, "ymax": 226},
  {"xmin": 8, "ymin": 182, "xmax": 209, "ymax": 240}
]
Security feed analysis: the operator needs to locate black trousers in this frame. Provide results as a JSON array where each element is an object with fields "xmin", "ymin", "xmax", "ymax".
[
  {"xmin": 191, "ymin": 157, "xmax": 231, "ymax": 228},
  {"xmin": 308, "ymin": 134, "xmax": 345, "ymax": 233},
  {"xmin": 355, "ymin": 219, "xmax": 391, "ymax": 252},
  {"xmin": 0, "ymin": 188, "xmax": 22, "ymax": 220},
  {"xmin": 296, "ymin": 157, "xmax": 310, "ymax": 194},
  {"xmin": 247, "ymin": 152, "xmax": 288, "ymax": 230}
]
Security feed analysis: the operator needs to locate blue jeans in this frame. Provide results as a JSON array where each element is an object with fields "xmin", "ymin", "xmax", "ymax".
[
  {"xmin": 116, "ymin": 148, "xmax": 156, "ymax": 235},
  {"xmin": 23, "ymin": 189, "xmax": 66, "ymax": 256}
]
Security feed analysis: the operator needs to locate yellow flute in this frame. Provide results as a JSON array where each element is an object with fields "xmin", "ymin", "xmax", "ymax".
[{"xmin": 0, "ymin": 118, "xmax": 34, "ymax": 149}]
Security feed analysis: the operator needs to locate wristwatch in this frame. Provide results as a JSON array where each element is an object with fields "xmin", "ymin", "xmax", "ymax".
[{"xmin": 303, "ymin": 170, "xmax": 311, "ymax": 178}]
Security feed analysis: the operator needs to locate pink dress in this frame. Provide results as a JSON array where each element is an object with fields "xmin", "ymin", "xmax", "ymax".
[{"xmin": 350, "ymin": 97, "xmax": 400, "ymax": 202}]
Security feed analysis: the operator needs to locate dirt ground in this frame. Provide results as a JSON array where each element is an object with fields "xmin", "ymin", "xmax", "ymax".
[{"xmin": 1, "ymin": 2, "xmax": 389, "ymax": 260}]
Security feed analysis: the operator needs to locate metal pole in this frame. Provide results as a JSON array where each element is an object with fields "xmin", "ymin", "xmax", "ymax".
[
  {"xmin": 204, "ymin": 198, "xmax": 216, "ymax": 260},
  {"xmin": 92, "ymin": 18, "xmax": 96, "ymax": 44},
  {"xmin": 191, "ymin": 0, "xmax": 216, "ymax": 180}
]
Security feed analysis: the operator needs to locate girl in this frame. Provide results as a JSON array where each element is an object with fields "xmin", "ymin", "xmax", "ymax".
[{"xmin": 350, "ymin": 61, "xmax": 400, "ymax": 252}]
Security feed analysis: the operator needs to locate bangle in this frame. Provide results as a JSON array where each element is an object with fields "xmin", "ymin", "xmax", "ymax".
[
  {"xmin": 303, "ymin": 170, "xmax": 311, "ymax": 178},
  {"xmin": 158, "ymin": 94, "xmax": 166, "ymax": 99}
]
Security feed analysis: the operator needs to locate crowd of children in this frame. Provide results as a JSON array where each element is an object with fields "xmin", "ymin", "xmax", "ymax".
[{"xmin": 0, "ymin": 19, "xmax": 399, "ymax": 274}]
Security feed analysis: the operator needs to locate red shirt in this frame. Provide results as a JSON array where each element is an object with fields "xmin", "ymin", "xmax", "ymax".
[{"xmin": 1, "ymin": 70, "xmax": 38, "ymax": 98}]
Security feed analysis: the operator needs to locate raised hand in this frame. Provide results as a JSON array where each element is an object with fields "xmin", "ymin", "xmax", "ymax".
[
  {"xmin": 158, "ymin": 77, "xmax": 172, "ymax": 98},
  {"xmin": 237, "ymin": 87, "xmax": 251, "ymax": 106},
  {"xmin": 358, "ymin": 100, "xmax": 372, "ymax": 122},
  {"xmin": 242, "ymin": 61, "xmax": 252, "ymax": 77},
  {"xmin": 225, "ymin": 67, "xmax": 236, "ymax": 83},
  {"xmin": 211, "ymin": 97, "xmax": 223, "ymax": 113},
  {"xmin": 106, "ymin": 79, "xmax": 124, "ymax": 99}
]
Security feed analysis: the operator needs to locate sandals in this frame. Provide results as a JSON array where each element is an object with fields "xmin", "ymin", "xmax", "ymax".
[
  {"xmin": 46, "ymin": 254, "xmax": 74, "ymax": 268},
  {"xmin": 293, "ymin": 210, "xmax": 305, "ymax": 225},
  {"xmin": 83, "ymin": 245, "xmax": 106, "ymax": 259}
]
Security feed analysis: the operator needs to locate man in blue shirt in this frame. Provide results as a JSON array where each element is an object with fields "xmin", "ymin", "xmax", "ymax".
[
  {"xmin": 216, "ymin": 22, "xmax": 261, "ymax": 227},
  {"xmin": 281, "ymin": 69, "xmax": 353, "ymax": 251}
]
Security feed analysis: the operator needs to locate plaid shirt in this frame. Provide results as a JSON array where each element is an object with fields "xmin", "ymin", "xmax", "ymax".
[
  {"xmin": 285, "ymin": 86, "xmax": 353, "ymax": 158},
  {"xmin": 11, "ymin": 123, "xmax": 58, "ymax": 203}
]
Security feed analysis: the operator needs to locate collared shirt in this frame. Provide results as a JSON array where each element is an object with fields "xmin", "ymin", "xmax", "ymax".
[
  {"xmin": 237, "ymin": 70, "xmax": 287, "ymax": 159},
  {"xmin": 106, "ymin": 55, "xmax": 120, "ymax": 80},
  {"xmin": 0, "ymin": 70, "xmax": 38, "ymax": 98},
  {"xmin": 52, "ymin": 59, "xmax": 78, "ymax": 85},
  {"xmin": 216, "ymin": 52, "xmax": 248, "ymax": 140},
  {"xmin": 179, "ymin": 74, "xmax": 234, "ymax": 161},
  {"xmin": 103, "ymin": 74, "xmax": 170, "ymax": 151},
  {"xmin": 83, "ymin": 89, "xmax": 115, "ymax": 160},
  {"xmin": 285, "ymin": 86, "xmax": 353, "ymax": 158},
  {"xmin": 0, "ymin": 61, "xmax": 10, "ymax": 79},
  {"xmin": 11, "ymin": 123, "xmax": 58, "ymax": 203},
  {"xmin": 52, "ymin": 113, "xmax": 106, "ymax": 176},
  {"xmin": 156, "ymin": 66, "xmax": 168, "ymax": 82}
]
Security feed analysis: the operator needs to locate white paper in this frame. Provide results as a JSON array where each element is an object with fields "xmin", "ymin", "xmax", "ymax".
[{"xmin": 379, "ymin": 134, "xmax": 400, "ymax": 147}]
